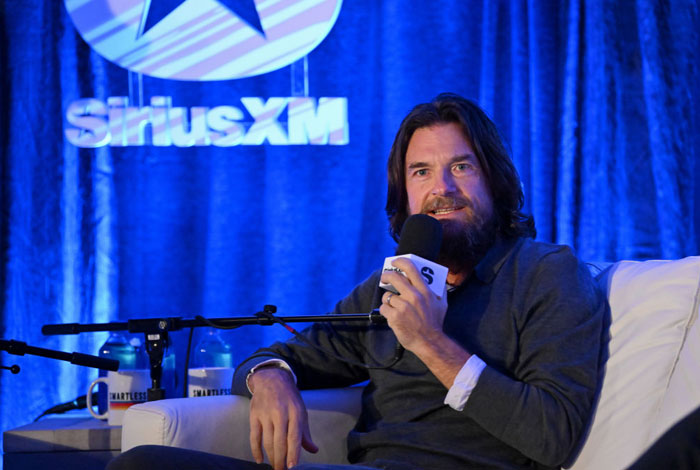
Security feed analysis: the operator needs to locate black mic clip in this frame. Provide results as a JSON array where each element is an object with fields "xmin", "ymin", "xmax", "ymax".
[
  {"xmin": 255, "ymin": 305, "xmax": 278, "ymax": 325},
  {"xmin": 368, "ymin": 309, "xmax": 386, "ymax": 324}
]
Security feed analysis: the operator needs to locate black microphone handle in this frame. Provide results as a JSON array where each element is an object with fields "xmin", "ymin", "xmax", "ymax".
[
  {"xmin": 42, "ymin": 394, "xmax": 90, "ymax": 415},
  {"xmin": 71, "ymin": 352, "xmax": 119, "ymax": 371},
  {"xmin": 41, "ymin": 323, "xmax": 81, "ymax": 335},
  {"xmin": 35, "ymin": 392, "xmax": 95, "ymax": 421},
  {"xmin": 0, "ymin": 339, "xmax": 119, "ymax": 371}
]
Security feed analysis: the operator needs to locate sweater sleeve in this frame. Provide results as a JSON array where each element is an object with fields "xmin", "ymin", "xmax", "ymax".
[
  {"xmin": 232, "ymin": 271, "xmax": 383, "ymax": 397},
  {"xmin": 463, "ymin": 249, "xmax": 607, "ymax": 467}
]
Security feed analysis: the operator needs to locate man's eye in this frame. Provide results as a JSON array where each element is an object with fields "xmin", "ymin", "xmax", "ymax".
[
  {"xmin": 454, "ymin": 163, "xmax": 472, "ymax": 173},
  {"xmin": 414, "ymin": 169, "xmax": 428, "ymax": 177}
]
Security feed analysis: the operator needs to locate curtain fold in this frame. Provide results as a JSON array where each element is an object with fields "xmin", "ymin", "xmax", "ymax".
[
  {"xmin": 637, "ymin": 0, "xmax": 696, "ymax": 258},
  {"xmin": 557, "ymin": 0, "xmax": 582, "ymax": 248},
  {"xmin": 527, "ymin": 0, "xmax": 559, "ymax": 243}
]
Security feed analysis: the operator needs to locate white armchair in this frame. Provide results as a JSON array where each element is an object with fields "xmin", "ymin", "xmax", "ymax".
[
  {"xmin": 122, "ymin": 387, "xmax": 362, "ymax": 465},
  {"xmin": 122, "ymin": 257, "xmax": 700, "ymax": 469}
]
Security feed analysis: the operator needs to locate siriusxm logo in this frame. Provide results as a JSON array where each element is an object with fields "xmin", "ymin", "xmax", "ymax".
[
  {"xmin": 64, "ymin": 0, "xmax": 343, "ymax": 80},
  {"xmin": 63, "ymin": 0, "xmax": 349, "ymax": 147},
  {"xmin": 65, "ymin": 96, "xmax": 348, "ymax": 147}
]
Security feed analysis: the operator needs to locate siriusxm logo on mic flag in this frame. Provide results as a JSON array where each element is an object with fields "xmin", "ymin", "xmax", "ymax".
[
  {"xmin": 64, "ymin": 0, "xmax": 342, "ymax": 80},
  {"xmin": 63, "ymin": 0, "xmax": 349, "ymax": 147},
  {"xmin": 379, "ymin": 255, "xmax": 448, "ymax": 297}
]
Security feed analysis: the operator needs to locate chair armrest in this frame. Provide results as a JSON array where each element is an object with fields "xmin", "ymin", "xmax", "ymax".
[{"xmin": 121, "ymin": 387, "xmax": 364, "ymax": 465}]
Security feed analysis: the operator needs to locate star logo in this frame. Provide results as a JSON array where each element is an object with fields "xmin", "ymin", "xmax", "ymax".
[
  {"xmin": 140, "ymin": 0, "xmax": 265, "ymax": 38},
  {"xmin": 64, "ymin": 0, "xmax": 342, "ymax": 81}
]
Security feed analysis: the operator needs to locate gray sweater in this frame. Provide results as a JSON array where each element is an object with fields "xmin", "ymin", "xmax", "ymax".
[{"xmin": 233, "ymin": 237, "xmax": 607, "ymax": 469}]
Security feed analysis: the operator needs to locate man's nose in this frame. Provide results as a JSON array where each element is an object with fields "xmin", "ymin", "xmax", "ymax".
[{"xmin": 430, "ymin": 168, "xmax": 456, "ymax": 195}]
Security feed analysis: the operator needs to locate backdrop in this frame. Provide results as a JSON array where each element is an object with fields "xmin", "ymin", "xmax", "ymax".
[{"xmin": 1, "ymin": 0, "xmax": 699, "ymax": 451}]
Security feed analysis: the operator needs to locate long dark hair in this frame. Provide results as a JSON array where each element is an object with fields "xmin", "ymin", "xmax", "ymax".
[{"xmin": 385, "ymin": 93, "xmax": 536, "ymax": 242}]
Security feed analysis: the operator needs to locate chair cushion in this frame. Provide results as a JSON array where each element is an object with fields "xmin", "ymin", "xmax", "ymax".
[
  {"xmin": 570, "ymin": 257, "xmax": 700, "ymax": 469},
  {"xmin": 122, "ymin": 387, "xmax": 364, "ymax": 464}
]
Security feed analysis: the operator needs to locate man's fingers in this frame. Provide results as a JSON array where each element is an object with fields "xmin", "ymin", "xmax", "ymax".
[
  {"xmin": 381, "ymin": 259, "xmax": 431, "ymax": 301},
  {"xmin": 301, "ymin": 424, "xmax": 319, "ymax": 454},
  {"xmin": 250, "ymin": 418, "xmax": 264, "ymax": 464},
  {"xmin": 381, "ymin": 270, "xmax": 416, "ymax": 299},
  {"xmin": 286, "ymin": 418, "xmax": 302, "ymax": 468},
  {"xmin": 381, "ymin": 290, "xmax": 405, "ymax": 313},
  {"xmin": 287, "ymin": 407, "xmax": 318, "ymax": 468},
  {"xmin": 273, "ymin": 421, "xmax": 288, "ymax": 470},
  {"xmin": 391, "ymin": 258, "xmax": 433, "ymax": 297},
  {"xmin": 262, "ymin": 419, "xmax": 275, "ymax": 469},
  {"xmin": 246, "ymin": 367, "xmax": 310, "ymax": 469}
]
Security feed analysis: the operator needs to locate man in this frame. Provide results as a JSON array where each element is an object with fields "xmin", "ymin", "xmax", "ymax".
[{"xmin": 109, "ymin": 94, "xmax": 606, "ymax": 469}]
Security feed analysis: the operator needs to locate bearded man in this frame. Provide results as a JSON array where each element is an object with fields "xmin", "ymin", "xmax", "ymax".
[{"xmin": 109, "ymin": 94, "xmax": 607, "ymax": 470}]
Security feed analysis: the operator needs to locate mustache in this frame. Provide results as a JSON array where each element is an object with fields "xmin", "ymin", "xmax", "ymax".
[{"xmin": 421, "ymin": 195, "xmax": 473, "ymax": 213}]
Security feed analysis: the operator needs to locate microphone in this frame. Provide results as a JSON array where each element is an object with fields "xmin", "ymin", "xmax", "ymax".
[
  {"xmin": 0, "ymin": 339, "xmax": 119, "ymax": 371},
  {"xmin": 379, "ymin": 214, "xmax": 448, "ymax": 296},
  {"xmin": 374, "ymin": 214, "xmax": 447, "ymax": 366},
  {"xmin": 34, "ymin": 392, "xmax": 95, "ymax": 421}
]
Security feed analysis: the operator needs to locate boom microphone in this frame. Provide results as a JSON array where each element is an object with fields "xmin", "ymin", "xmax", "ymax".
[
  {"xmin": 34, "ymin": 392, "xmax": 96, "ymax": 421},
  {"xmin": 379, "ymin": 214, "xmax": 448, "ymax": 296}
]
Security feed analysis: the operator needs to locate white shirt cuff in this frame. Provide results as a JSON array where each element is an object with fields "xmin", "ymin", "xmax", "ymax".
[
  {"xmin": 245, "ymin": 359, "xmax": 297, "ymax": 394},
  {"xmin": 444, "ymin": 354, "xmax": 486, "ymax": 411}
]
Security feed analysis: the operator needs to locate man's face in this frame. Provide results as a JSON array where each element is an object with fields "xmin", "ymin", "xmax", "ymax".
[{"xmin": 404, "ymin": 122, "xmax": 495, "ymax": 234}]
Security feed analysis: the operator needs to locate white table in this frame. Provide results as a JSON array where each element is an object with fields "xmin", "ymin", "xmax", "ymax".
[{"xmin": 3, "ymin": 415, "xmax": 121, "ymax": 470}]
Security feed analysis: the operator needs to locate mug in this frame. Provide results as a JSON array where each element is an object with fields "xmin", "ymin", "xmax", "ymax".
[
  {"xmin": 187, "ymin": 367, "xmax": 233, "ymax": 398},
  {"xmin": 87, "ymin": 369, "xmax": 150, "ymax": 425}
]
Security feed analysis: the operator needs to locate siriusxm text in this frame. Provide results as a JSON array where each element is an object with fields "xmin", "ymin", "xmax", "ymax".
[{"xmin": 65, "ymin": 96, "xmax": 349, "ymax": 148}]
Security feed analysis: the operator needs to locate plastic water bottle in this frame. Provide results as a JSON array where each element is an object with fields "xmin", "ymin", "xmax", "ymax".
[
  {"xmin": 97, "ymin": 333, "xmax": 137, "ymax": 413},
  {"xmin": 192, "ymin": 329, "xmax": 233, "ymax": 368},
  {"xmin": 162, "ymin": 344, "xmax": 178, "ymax": 398},
  {"xmin": 129, "ymin": 336, "xmax": 149, "ymax": 369}
]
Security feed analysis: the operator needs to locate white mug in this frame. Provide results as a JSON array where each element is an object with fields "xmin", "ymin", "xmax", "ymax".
[
  {"xmin": 187, "ymin": 367, "xmax": 233, "ymax": 398},
  {"xmin": 87, "ymin": 369, "xmax": 150, "ymax": 425}
]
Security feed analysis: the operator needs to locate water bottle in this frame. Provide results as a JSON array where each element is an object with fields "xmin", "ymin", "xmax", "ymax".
[
  {"xmin": 97, "ymin": 333, "xmax": 137, "ymax": 413},
  {"xmin": 129, "ymin": 336, "xmax": 149, "ymax": 369},
  {"xmin": 192, "ymin": 329, "xmax": 233, "ymax": 368},
  {"xmin": 162, "ymin": 343, "xmax": 178, "ymax": 398},
  {"xmin": 189, "ymin": 329, "xmax": 233, "ymax": 397}
]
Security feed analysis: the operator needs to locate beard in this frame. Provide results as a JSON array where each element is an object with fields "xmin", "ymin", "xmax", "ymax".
[
  {"xmin": 422, "ymin": 196, "xmax": 498, "ymax": 277},
  {"xmin": 436, "ymin": 216, "xmax": 497, "ymax": 276}
]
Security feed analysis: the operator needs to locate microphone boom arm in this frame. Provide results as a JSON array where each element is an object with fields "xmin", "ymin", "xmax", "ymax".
[
  {"xmin": 41, "ymin": 305, "xmax": 385, "ymax": 401},
  {"xmin": 0, "ymin": 339, "xmax": 119, "ymax": 371}
]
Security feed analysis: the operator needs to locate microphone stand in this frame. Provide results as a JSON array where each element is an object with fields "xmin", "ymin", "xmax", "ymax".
[
  {"xmin": 42, "ymin": 305, "xmax": 384, "ymax": 402},
  {"xmin": 0, "ymin": 339, "xmax": 119, "ymax": 372},
  {"xmin": 1, "ymin": 364, "xmax": 20, "ymax": 374}
]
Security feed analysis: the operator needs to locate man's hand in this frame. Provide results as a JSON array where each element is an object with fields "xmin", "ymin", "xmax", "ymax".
[
  {"xmin": 248, "ymin": 367, "xmax": 318, "ymax": 470},
  {"xmin": 379, "ymin": 257, "xmax": 470, "ymax": 389},
  {"xmin": 379, "ymin": 257, "xmax": 449, "ymax": 353}
]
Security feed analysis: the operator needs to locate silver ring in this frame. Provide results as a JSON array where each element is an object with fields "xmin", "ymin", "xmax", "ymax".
[{"xmin": 385, "ymin": 293, "xmax": 393, "ymax": 306}]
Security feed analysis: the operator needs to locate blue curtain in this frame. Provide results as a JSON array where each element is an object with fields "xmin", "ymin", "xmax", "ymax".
[{"xmin": 1, "ymin": 0, "xmax": 698, "ymax": 451}]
